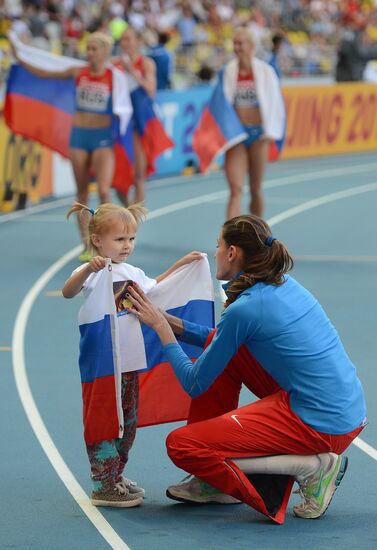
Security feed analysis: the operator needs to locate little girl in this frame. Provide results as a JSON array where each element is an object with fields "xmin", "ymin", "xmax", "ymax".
[{"xmin": 62, "ymin": 201, "xmax": 201, "ymax": 508}]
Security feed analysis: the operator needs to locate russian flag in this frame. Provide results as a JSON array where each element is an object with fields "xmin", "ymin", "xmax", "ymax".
[
  {"xmin": 78, "ymin": 257, "xmax": 214, "ymax": 444},
  {"xmin": 192, "ymin": 72, "xmax": 247, "ymax": 173}
]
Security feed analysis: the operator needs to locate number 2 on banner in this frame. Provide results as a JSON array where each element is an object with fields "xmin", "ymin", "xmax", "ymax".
[{"xmin": 347, "ymin": 93, "xmax": 377, "ymax": 142}]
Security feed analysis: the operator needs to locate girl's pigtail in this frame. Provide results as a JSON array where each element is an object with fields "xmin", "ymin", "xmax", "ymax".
[
  {"xmin": 66, "ymin": 202, "xmax": 92, "ymax": 220},
  {"xmin": 127, "ymin": 203, "xmax": 148, "ymax": 226}
]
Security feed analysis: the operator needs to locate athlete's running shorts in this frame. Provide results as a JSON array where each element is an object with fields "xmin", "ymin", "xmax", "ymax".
[
  {"xmin": 69, "ymin": 126, "xmax": 114, "ymax": 152},
  {"xmin": 242, "ymin": 124, "xmax": 264, "ymax": 147}
]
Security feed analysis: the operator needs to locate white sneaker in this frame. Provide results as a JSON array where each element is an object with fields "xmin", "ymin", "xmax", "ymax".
[
  {"xmin": 166, "ymin": 475, "xmax": 241, "ymax": 504},
  {"xmin": 121, "ymin": 476, "xmax": 145, "ymax": 498}
]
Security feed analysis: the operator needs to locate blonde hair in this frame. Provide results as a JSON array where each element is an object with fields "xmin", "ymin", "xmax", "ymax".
[
  {"xmin": 233, "ymin": 27, "xmax": 255, "ymax": 47},
  {"xmin": 67, "ymin": 202, "xmax": 147, "ymax": 252},
  {"xmin": 87, "ymin": 32, "xmax": 114, "ymax": 54}
]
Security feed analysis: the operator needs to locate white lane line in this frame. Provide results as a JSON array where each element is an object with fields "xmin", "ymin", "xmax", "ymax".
[
  {"xmin": 267, "ymin": 181, "xmax": 377, "ymax": 227},
  {"xmin": 13, "ymin": 177, "xmax": 377, "ymax": 550},
  {"xmin": 265, "ymin": 197, "xmax": 311, "ymax": 204},
  {"xmin": 353, "ymin": 437, "xmax": 377, "ymax": 460},
  {"xmin": 4, "ymin": 159, "xmax": 377, "ymax": 225},
  {"xmin": 264, "ymin": 160, "xmax": 377, "ymax": 190},
  {"xmin": 149, "ymin": 171, "xmax": 220, "ymax": 189},
  {"xmin": 0, "ymin": 197, "xmax": 73, "ymax": 223},
  {"xmin": 23, "ymin": 215, "xmax": 69, "ymax": 222},
  {"xmin": 295, "ymin": 255, "xmax": 377, "ymax": 263}
]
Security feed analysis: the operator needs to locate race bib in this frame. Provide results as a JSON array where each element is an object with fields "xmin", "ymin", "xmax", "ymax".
[{"xmin": 76, "ymin": 78, "xmax": 110, "ymax": 112}]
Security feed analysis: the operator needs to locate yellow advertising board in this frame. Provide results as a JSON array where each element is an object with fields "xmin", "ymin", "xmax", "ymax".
[
  {"xmin": 0, "ymin": 112, "xmax": 52, "ymax": 211},
  {"xmin": 281, "ymin": 83, "xmax": 377, "ymax": 159}
]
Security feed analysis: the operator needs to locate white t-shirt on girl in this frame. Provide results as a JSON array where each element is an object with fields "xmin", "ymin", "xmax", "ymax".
[{"xmin": 73, "ymin": 261, "xmax": 157, "ymax": 298}]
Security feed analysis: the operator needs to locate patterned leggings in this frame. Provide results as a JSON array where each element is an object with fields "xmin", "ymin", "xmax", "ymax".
[{"xmin": 86, "ymin": 372, "xmax": 138, "ymax": 491}]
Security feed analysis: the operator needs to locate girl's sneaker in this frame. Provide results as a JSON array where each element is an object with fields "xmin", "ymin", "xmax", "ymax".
[
  {"xmin": 91, "ymin": 480, "xmax": 143, "ymax": 508},
  {"xmin": 122, "ymin": 477, "xmax": 145, "ymax": 498}
]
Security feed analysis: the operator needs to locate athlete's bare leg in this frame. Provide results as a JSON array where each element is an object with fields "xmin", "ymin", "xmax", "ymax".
[
  {"xmin": 91, "ymin": 146, "xmax": 114, "ymax": 204},
  {"xmin": 69, "ymin": 147, "xmax": 91, "ymax": 246},
  {"xmin": 132, "ymin": 132, "xmax": 146, "ymax": 204},
  {"xmin": 246, "ymin": 138, "xmax": 268, "ymax": 218},
  {"xmin": 224, "ymin": 143, "xmax": 247, "ymax": 220}
]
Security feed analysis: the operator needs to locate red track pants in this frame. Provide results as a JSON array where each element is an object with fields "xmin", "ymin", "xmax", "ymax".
[{"xmin": 166, "ymin": 333, "xmax": 363, "ymax": 524}]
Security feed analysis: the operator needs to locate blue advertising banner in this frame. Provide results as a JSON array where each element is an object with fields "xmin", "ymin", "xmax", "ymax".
[{"xmin": 154, "ymin": 85, "xmax": 213, "ymax": 176}]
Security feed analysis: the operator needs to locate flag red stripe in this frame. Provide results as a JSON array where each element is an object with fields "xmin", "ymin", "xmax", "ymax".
[
  {"xmin": 141, "ymin": 118, "xmax": 174, "ymax": 176},
  {"xmin": 138, "ymin": 362, "xmax": 191, "ymax": 427},
  {"xmin": 82, "ymin": 376, "xmax": 120, "ymax": 445},
  {"xmin": 192, "ymin": 109, "xmax": 227, "ymax": 173},
  {"xmin": 4, "ymin": 93, "xmax": 72, "ymax": 157},
  {"xmin": 112, "ymin": 143, "xmax": 135, "ymax": 194}
]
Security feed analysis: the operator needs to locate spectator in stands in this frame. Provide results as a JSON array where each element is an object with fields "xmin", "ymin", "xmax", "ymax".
[
  {"xmin": 0, "ymin": 5, "xmax": 11, "ymax": 39},
  {"xmin": 341, "ymin": 0, "xmax": 367, "ymax": 31},
  {"xmin": 63, "ymin": 8, "xmax": 84, "ymax": 57},
  {"xmin": 8, "ymin": 0, "xmax": 372, "ymax": 84},
  {"xmin": 45, "ymin": 3, "xmax": 63, "ymax": 54},
  {"xmin": 147, "ymin": 31, "xmax": 174, "ymax": 90},
  {"xmin": 247, "ymin": 7, "xmax": 269, "ymax": 57},
  {"xmin": 128, "ymin": 3, "xmax": 146, "ymax": 32},
  {"xmin": 108, "ymin": 3, "xmax": 128, "ymax": 46},
  {"xmin": 268, "ymin": 33, "xmax": 284, "ymax": 78},
  {"xmin": 26, "ymin": 3, "xmax": 49, "ymax": 51},
  {"xmin": 335, "ymin": 28, "xmax": 377, "ymax": 82},
  {"xmin": 196, "ymin": 63, "xmax": 214, "ymax": 84},
  {"xmin": 176, "ymin": 3, "xmax": 198, "ymax": 53},
  {"xmin": 201, "ymin": 3, "xmax": 233, "ymax": 49}
]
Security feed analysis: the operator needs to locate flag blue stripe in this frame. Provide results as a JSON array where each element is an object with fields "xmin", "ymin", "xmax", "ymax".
[
  {"xmin": 79, "ymin": 315, "xmax": 115, "ymax": 383},
  {"xmin": 208, "ymin": 79, "xmax": 245, "ymax": 141},
  {"xmin": 113, "ymin": 115, "xmax": 134, "ymax": 161},
  {"xmin": 130, "ymin": 86, "xmax": 156, "ymax": 134},
  {"xmin": 141, "ymin": 299, "xmax": 214, "ymax": 372},
  {"xmin": 8, "ymin": 65, "xmax": 75, "ymax": 114}
]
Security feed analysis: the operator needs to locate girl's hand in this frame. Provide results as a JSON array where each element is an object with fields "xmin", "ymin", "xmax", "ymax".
[
  {"xmin": 175, "ymin": 251, "xmax": 203, "ymax": 268},
  {"xmin": 155, "ymin": 251, "xmax": 204, "ymax": 284},
  {"xmin": 88, "ymin": 256, "xmax": 106, "ymax": 273}
]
